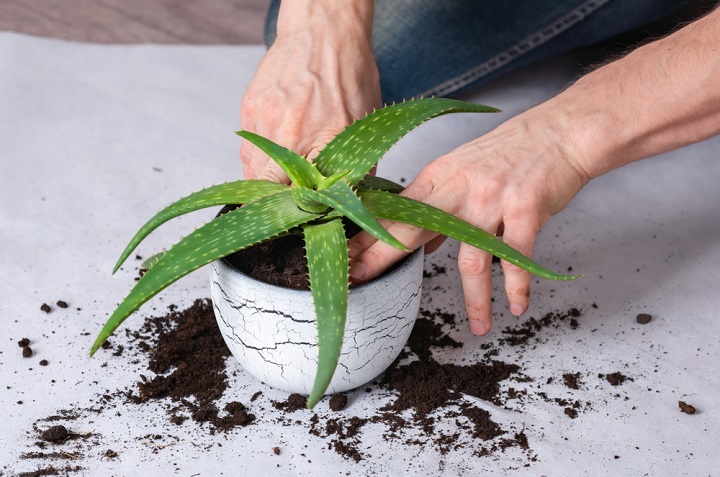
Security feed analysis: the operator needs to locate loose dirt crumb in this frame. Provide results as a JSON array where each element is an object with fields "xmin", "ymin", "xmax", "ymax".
[
  {"xmin": 605, "ymin": 372, "xmax": 627, "ymax": 386},
  {"xmin": 40, "ymin": 425, "xmax": 69, "ymax": 443},
  {"xmin": 636, "ymin": 313, "xmax": 652, "ymax": 324},
  {"xmin": 678, "ymin": 401, "xmax": 696, "ymax": 415},
  {"xmin": 329, "ymin": 394, "xmax": 348, "ymax": 412}
]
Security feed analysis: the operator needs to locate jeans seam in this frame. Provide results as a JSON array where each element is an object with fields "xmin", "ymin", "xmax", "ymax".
[{"xmin": 418, "ymin": 0, "xmax": 611, "ymax": 98}]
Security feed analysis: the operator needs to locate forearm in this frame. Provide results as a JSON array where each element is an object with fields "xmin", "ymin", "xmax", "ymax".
[{"xmin": 546, "ymin": 7, "xmax": 720, "ymax": 179}]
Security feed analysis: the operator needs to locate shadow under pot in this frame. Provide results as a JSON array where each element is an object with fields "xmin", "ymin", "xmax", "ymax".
[{"xmin": 210, "ymin": 227, "xmax": 423, "ymax": 395}]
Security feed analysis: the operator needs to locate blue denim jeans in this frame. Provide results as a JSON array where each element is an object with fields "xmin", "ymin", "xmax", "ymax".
[{"xmin": 265, "ymin": 0, "xmax": 689, "ymax": 103}]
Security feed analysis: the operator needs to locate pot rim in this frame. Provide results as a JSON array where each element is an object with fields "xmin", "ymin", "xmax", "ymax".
[{"xmin": 217, "ymin": 244, "xmax": 424, "ymax": 295}]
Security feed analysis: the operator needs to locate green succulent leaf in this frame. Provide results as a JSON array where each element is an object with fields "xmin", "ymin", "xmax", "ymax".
[
  {"xmin": 317, "ymin": 170, "xmax": 351, "ymax": 191},
  {"xmin": 237, "ymin": 130, "xmax": 323, "ymax": 188},
  {"xmin": 91, "ymin": 191, "xmax": 317, "ymax": 356},
  {"xmin": 292, "ymin": 188, "xmax": 330, "ymax": 214},
  {"xmin": 359, "ymin": 190, "xmax": 579, "ymax": 281},
  {"xmin": 357, "ymin": 176, "xmax": 405, "ymax": 194},
  {"xmin": 304, "ymin": 218, "xmax": 349, "ymax": 409},
  {"xmin": 140, "ymin": 251, "xmax": 166, "ymax": 270},
  {"xmin": 312, "ymin": 182, "xmax": 408, "ymax": 251},
  {"xmin": 314, "ymin": 97, "xmax": 499, "ymax": 185},
  {"xmin": 113, "ymin": 180, "xmax": 289, "ymax": 273}
]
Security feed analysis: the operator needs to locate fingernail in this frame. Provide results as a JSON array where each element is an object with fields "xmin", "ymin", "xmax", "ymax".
[
  {"xmin": 510, "ymin": 303, "xmax": 525, "ymax": 316},
  {"xmin": 349, "ymin": 262, "xmax": 366, "ymax": 280},
  {"xmin": 470, "ymin": 320, "xmax": 487, "ymax": 336},
  {"xmin": 348, "ymin": 242, "xmax": 362, "ymax": 259}
]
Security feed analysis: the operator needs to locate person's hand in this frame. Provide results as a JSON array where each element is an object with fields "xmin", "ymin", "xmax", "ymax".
[
  {"xmin": 240, "ymin": 0, "xmax": 380, "ymax": 182},
  {"xmin": 349, "ymin": 105, "xmax": 590, "ymax": 336}
]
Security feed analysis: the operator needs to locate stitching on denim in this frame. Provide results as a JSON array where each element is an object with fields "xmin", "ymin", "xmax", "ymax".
[{"xmin": 418, "ymin": 0, "xmax": 610, "ymax": 98}]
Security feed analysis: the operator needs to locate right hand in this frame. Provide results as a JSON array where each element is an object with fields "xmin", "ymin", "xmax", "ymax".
[{"xmin": 240, "ymin": 1, "xmax": 381, "ymax": 183}]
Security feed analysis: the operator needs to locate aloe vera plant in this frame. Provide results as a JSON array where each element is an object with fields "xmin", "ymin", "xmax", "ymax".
[{"xmin": 91, "ymin": 97, "xmax": 578, "ymax": 409}]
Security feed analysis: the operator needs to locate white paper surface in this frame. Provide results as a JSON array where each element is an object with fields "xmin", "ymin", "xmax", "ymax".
[{"xmin": 1, "ymin": 33, "xmax": 718, "ymax": 476}]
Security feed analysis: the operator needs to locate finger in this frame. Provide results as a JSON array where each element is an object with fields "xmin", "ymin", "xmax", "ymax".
[
  {"xmin": 499, "ymin": 217, "xmax": 539, "ymax": 317},
  {"xmin": 240, "ymin": 143, "xmax": 269, "ymax": 180},
  {"xmin": 350, "ymin": 220, "xmax": 438, "ymax": 283},
  {"xmin": 349, "ymin": 169, "xmax": 447, "ymax": 282},
  {"xmin": 457, "ymin": 242, "xmax": 495, "ymax": 336},
  {"xmin": 255, "ymin": 160, "xmax": 291, "ymax": 184},
  {"xmin": 347, "ymin": 216, "xmax": 397, "ymax": 259}
]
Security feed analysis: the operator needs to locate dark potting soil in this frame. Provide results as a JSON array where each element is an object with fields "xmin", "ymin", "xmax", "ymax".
[
  {"xmin": 329, "ymin": 394, "xmax": 348, "ymax": 412},
  {"xmin": 273, "ymin": 393, "xmax": 308, "ymax": 412},
  {"xmin": 227, "ymin": 233, "xmax": 311, "ymax": 290},
  {"xmin": 23, "ymin": 262, "xmax": 645, "ymax": 473},
  {"xmin": 678, "ymin": 401, "xmax": 696, "ymax": 414},
  {"xmin": 124, "ymin": 299, "xmax": 255, "ymax": 432},
  {"xmin": 40, "ymin": 426, "xmax": 68, "ymax": 443},
  {"xmin": 499, "ymin": 307, "xmax": 582, "ymax": 346},
  {"xmin": 636, "ymin": 313, "xmax": 652, "ymax": 324},
  {"xmin": 563, "ymin": 372, "xmax": 582, "ymax": 390},
  {"xmin": 604, "ymin": 372, "xmax": 628, "ymax": 386},
  {"xmin": 223, "ymin": 216, "xmax": 408, "ymax": 291}
]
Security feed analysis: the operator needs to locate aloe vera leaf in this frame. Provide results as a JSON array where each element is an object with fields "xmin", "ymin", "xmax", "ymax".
[
  {"xmin": 140, "ymin": 251, "xmax": 166, "ymax": 270},
  {"xmin": 291, "ymin": 188, "xmax": 331, "ymax": 214},
  {"xmin": 313, "ymin": 98, "xmax": 499, "ymax": 185},
  {"xmin": 357, "ymin": 176, "xmax": 405, "ymax": 194},
  {"xmin": 359, "ymin": 190, "xmax": 579, "ymax": 281},
  {"xmin": 91, "ymin": 191, "xmax": 316, "ymax": 355},
  {"xmin": 312, "ymin": 182, "xmax": 408, "ymax": 251},
  {"xmin": 113, "ymin": 180, "xmax": 289, "ymax": 273},
  {"xmin": 237, "ymin": 130, "xmax": 324, "ymax": 188},
  {"xmin": 303, "ymin": 218, "xmax": 349, "ymax": 409}
]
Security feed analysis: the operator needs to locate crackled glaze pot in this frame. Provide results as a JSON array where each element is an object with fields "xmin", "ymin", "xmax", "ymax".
[{"xmin": 210, "ymin": 246, "xmax": 423, "ymax": 395}]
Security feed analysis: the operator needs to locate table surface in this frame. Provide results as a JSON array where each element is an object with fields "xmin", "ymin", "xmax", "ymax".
[{"xmin": 1, "ymin": 33, "xmax": 719, "ymax": 476}]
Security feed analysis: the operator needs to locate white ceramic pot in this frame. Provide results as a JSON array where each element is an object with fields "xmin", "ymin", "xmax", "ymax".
[{"xmin": 210, "ymin": 246, "xmax": 424, "ymax": 395}]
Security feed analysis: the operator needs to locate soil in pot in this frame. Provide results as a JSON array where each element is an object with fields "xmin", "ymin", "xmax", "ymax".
[{"xmin": 220, "ymin": 208, "xmax": 402, "ymax": 290}]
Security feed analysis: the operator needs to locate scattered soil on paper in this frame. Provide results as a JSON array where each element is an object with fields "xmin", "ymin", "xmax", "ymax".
[
  {"xmin": 604, "ymin": 372, "xmax": 628, "ymax": 386},
  {"xmin": 39, "ymin": 426, "xmax": 68, "ymax": 443},
  {"xmin": 22, "ymin": 248, "xmax": 644, "ymax": 474},
  {"xmin": 124, "ymin": 299, "xmax": 255, "ymax": 432},
  {"xmin": 329, "ymin": 394, "xmax": 348, "ymax": 412},
  {"xmin": 499, "ymin": 307, "xmax": 582, "ymax": 346},
  {"xmin": 678, "ymin": 401, "xmax": 696, "ymax": 415},
  {"xmin": 563, "ymin": 372, "xmax": 582, "ymax": 390},
  {"xmin": 636, "ymin": 313, "xmax": 652, "ymax": 324}
]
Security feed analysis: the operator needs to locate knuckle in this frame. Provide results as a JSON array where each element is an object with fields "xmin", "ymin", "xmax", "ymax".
[
  {"xmin": 457, "ymin": 251, "xmax": 489, "ymax": 277},
  {"xmin": 502, "ymin": 260, "xmax": 530, "ymax": 275}
]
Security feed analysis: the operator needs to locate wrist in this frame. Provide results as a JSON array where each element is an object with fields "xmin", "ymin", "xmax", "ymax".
[{"xmin": 276, "ymin": 0, "xmax": 374, "ymax": 39}]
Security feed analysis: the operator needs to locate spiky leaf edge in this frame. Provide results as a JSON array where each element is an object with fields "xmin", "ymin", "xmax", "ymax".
[
  {"xmin": 304, "ymin": 218, "xmax": 349, "ymax": 408},
  {"xmin": 91, "ymin": 191, "xmax": 317, "ymax": 355},
  {"xmin": 360, "ymin": 189, "xmax": 579, "ymax": 281},
  {"xmin": 114, "ymin": 180, "xmax": 289, "ymax": 273},
  {"xmin": 314, "ymin": 97, "xmax": 499, "ymax": 185},
  {"xmin": 237, "ymin": 130, "xmax": 324, "ymax": 188}
]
